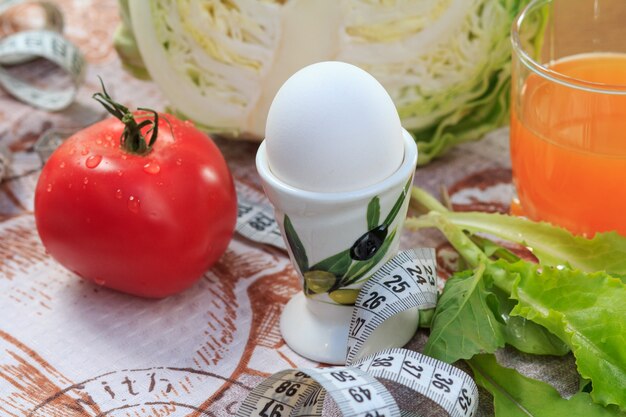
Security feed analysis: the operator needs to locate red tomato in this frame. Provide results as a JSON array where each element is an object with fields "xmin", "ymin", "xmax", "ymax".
[{"xmin": 35, "ymin": 101, "xmax": 237, "ymax": 298}]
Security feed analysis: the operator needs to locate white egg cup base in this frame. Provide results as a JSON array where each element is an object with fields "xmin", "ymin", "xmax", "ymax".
[{"xmin": 281, "ymin": 293, "xmax": 419, "ymax": 365}]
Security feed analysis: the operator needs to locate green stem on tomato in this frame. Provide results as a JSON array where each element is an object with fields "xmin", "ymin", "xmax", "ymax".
[{"xmin": 92, "ymin": 77, "xmax": 159, "ymax": 156}]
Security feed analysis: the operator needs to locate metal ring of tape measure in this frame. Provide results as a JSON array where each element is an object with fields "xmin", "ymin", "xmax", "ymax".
[
  {"xmin": 238, "ymin": 249, "xmax": 479, "ymax": 417},
  {"xmin": 0, "ymin": 1, "xmax": 85, "ymax": 111}
]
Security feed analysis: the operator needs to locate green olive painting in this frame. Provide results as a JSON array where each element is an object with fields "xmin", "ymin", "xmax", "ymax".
[{"xmin": 284, "ymin": 179, "xmax": 411, "ymax": 305}]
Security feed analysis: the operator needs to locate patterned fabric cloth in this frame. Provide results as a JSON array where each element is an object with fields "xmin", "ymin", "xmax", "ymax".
[{"xmin": 0, "ymin": 2, "xmax": 579, "ymax": 416}]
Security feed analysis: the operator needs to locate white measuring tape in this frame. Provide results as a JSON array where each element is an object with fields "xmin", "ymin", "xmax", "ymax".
[
  {"xmin": 237, "ymin": 248, "xmax": 479, "ymax": 417},
  {"xmin": 236, "ymin": 181, "xmax": 287, "ymax": 250},
  {"xmin": 346, "ymin": 249, "xmax": 438, "ymax": 364},
  {"xmin": 0, "ymin": 0, "xmax": 85, "ymax": 110}
]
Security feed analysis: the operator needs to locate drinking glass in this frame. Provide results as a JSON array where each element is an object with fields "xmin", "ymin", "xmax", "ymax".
[{"xmin": 511, "ymin": 0, "xmax": 626, "ymax": 236}]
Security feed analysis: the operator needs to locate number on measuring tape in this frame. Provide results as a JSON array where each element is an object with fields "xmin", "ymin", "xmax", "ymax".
[
  {"xmin": 235, "ymin": 182, "xmax": 286, "ymax": 250},
  {"xmin": 432, "ymin": 373, "xmax": 454, "ymax": 393},
  {"xmin": 257, "ymin": 400, "xmax": 284, "ymax": 417},
  {"xmin": 382, "ymin": 275, "xmax": 410, "ymax": 293},
  {"xmin": 238, "ymin": 366, "xmax": 401, "ymax": 417},
  {"xmin": 363, "ymin": 292, "xmax": 386, "ymax": 310},
  {"xmin": 238, "ymin": 249, "xmax": 479, "ymax": 417},
  {"xmin": 371, "ymin": 356, "xmax": 393, "ymax": 368},
  {"xmin": 347, "ymin": 248, "xmax": 438, "ymax": 365},
  {"xmin": 402, "ymin": 359, "xmax": 424, "ymax": 379},
  {"xmin": 240, "ymin": 348, "xmax": 478, "ymax": 417},
  {"xmin": 356, "ymin": 349, "xmax": 479, "ymax": 417}
]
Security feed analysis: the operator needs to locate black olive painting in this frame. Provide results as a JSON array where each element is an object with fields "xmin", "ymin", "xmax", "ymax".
[{"xmin": 283, "ymin": 179, "xmax": 412, "ymax": 305}]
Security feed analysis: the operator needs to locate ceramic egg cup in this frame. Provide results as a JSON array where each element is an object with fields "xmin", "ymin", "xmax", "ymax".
[{"xmin": 257, "ymin": 130, "xmax": 418, "ymax": 365}]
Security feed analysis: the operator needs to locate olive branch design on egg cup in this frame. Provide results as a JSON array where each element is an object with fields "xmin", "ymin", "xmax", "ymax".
[{"xmin": 283, "ymin": 178, "xmax": 411, "ymax": 305}]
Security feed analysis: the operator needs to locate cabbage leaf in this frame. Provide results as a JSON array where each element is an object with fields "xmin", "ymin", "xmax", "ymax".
[{"xmin": 115, "ymin": 0, "xmax": 537, "ymax": 163}]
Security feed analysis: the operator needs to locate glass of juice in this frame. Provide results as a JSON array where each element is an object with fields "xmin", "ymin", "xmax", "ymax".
[{"xmin": 511, "ymin": 0, "xmax": 626, "ymax": 237}]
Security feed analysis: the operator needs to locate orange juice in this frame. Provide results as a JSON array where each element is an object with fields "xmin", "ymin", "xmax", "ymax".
[{"xmin": 510, "ymin": 53, "xmax": 626, "ymax": 236}]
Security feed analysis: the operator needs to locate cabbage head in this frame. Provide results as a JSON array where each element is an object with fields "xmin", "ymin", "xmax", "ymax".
[{"xmin": 116, "ymin": 0, "xmax": 534, "ymax": 164}]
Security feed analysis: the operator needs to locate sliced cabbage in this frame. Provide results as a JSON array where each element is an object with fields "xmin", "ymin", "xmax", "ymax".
[{"xmin": 117, "ymin": 0, "xmax": 534, "ymax": 164}]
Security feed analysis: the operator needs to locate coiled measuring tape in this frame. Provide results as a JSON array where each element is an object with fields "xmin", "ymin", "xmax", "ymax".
[
  {"xmin": 0, "ymin": 0, "xmax": 85, "ymax": 110},
  {"xmin": 235, "ymin": 181, "xmax": 287, "ymax": 250},
  {"xmin": 237, "ymin": 248, "xmax": 479, "ymax": 417}
]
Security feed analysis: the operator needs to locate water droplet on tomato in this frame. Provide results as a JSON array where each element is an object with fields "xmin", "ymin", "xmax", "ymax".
[
  {"xmin": 176, "ymin": 158, "xmax": 182, "ymax": 166},
  {"xmin": 128, "ymin": 195, "xmax": 140, "ymax": 213},
  {"xmin": 121, "ymin": 154, "xmax": 128, "ymax": 160},
  {"xmin": 96, "ymin": 138, "xmax": 102, "ymax": 145},
  {"xmin": 46, "ymin": 183, "xmax": 52, "ymax": 192},
  {"xmin": 115, "ymin": 189, "xmax": 123, "ymax": 199},
  {"xmin": 86, "ymin": 155, "xmax": 102, "ymax": 169},
  {"xmin": 94, "ymin": 278, "xmax": 106, "ymax": 286},
  {"xmin": 117, "ymin": 170, "xmax": 123, "ymax": 176},
  {"xmin": 184, "ymin": 120, "xmax": 195, "ymax": 128},
  {"xmin": 81, "ymin": 147, "xmax": 89, "ymax": 155},
  {"xmin": 83, "ymin": 177, "xmax": 89, "ymax": 185},
  {"xmin": 143, "ymin": 161, "xmax": 160, "ymax": 175},
  {"xmin": 60, "ymin": 161, "xmax": 66, "ymax": 168},
  {"xmin": 69, "ymin": 148, "xmax": 76, "ymax": 155}
]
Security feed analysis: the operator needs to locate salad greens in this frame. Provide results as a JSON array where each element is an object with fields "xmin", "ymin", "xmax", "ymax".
[
  {"xmin": 406, "ymin": 187, "xmax": 626, "ymax": 413},
  {"xmin": 468, "ymin": 354, "xmax": 620, "ymax": 417},
  {"xmin": 412, "ymin": 186, "xmax": 626, "ymax": 278},
  {"xmin": 424, "ymin": 263, "xmax": 506, "ymax": 362}
]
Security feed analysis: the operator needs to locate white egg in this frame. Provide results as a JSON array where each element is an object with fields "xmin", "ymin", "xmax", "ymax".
[{"xmin": 265, "ymin": 61, "xmax": 405, "ymax": 193}]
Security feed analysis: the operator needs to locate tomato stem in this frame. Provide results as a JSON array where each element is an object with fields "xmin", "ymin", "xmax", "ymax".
[{"xmin": 92, "ymin": 77, "xmax": 159, "ymax": 155}]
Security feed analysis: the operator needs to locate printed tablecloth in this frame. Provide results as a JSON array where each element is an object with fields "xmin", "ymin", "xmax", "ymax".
[{"xmin": 0, "ymin": 2, "xmax": 580, "ymax": 416}]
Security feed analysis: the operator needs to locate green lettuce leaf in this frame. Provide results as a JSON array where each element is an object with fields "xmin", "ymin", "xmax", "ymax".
[
  {"xmin": 424, "ymin": 263, "xmax": 506, "ymax": 362},
  {"xmin": 500, "ymin": 261, "xmax": 626, "ymax": 410},
  {"xmin": 409, "ymin": 186, "xmax": 626, "ymax": 279},
  {"xmin": 468, "ymin": 354, "xmax": 622, "ymax": 417},
  {"xmin": 491, "ymin": 287, "xmax": 570, "ymax": 356},
  {"xmin": 407, "ymin": 210, "xmax": 626, "ymax": 411},
  {"xmin": 439, "ymin": 211, "xmax": 626, "ymax": 280},
  {"xmin": 408, "ymin": 189, "xmax": 626, "ymax": 412},
  {"xmin": 424, "ymin": 260, "xmax": 568, "ymax": 362}
]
